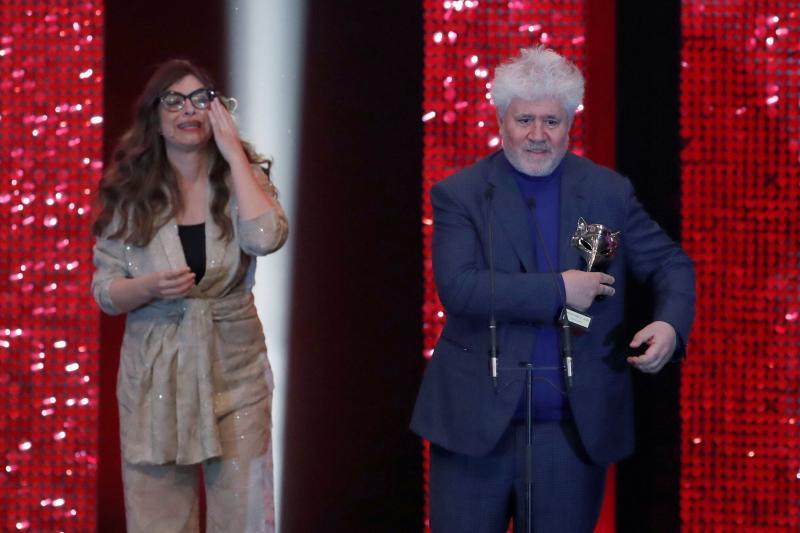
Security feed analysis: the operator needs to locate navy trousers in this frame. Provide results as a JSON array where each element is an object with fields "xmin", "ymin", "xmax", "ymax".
[{"xmin": 429, "ymin": 420, "xmax": 606, "ymax": 533}]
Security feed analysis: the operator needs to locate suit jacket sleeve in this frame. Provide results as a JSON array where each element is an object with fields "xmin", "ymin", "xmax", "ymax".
[
  {"xmin": 431, "ymin": 180, "xmax": 562, "ymax": 324},
  {"xmin": 91, "ymin": 217, "xmax": 130, "ymax": 316},
  {"xmin": 621, "ymin": 179, "xmax": 696, "ymax": 350},
  {"xmin": 234, "ymin": 165, "xmax": 289, "ymax": 257}
]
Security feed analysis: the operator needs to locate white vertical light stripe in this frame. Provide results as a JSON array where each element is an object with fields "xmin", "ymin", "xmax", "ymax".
[{"xmin": 226, "ymin": 1, "xmax": 306, "ymax": 528}]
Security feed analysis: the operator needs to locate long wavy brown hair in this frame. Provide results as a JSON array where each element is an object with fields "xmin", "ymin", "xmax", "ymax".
[{"xmin": 93, "ymin": 59, "xmax": 270, "ymax": 245}]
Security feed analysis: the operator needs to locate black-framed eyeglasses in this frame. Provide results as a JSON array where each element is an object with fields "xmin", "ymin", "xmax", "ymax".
[{"xmin": 158, "ymin": 88, "xmax": 219, "ymax": 111}]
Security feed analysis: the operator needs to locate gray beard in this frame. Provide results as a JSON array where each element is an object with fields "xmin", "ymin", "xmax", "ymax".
[{"xmin": 503, "ymin": 146, "xmax": 566, "ymax": 177}]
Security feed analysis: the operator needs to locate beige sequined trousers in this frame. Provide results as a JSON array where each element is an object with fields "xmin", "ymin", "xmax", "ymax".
[{"xmin": 121, "ymin": 398, "xmax": 275, "ymax": 533}]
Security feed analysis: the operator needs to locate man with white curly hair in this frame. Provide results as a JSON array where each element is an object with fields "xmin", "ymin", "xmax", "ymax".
[{"xmin": 411, "ymin": 46, "xmax": 695, "ymax": 532}]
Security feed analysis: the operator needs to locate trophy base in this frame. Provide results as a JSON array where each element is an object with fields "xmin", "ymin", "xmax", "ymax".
[{"xmin": 561, "ymin": 307, "xmax": 591, "ymax": 331}]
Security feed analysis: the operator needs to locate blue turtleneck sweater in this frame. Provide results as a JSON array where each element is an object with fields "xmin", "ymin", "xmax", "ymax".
[{"xmin": 508, "ymin": 155, "xmax": 570, "ymax": 422}]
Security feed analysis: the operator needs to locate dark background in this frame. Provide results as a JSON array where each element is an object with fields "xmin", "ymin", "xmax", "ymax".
[
  {"xmin": 616, "ymin": 1, "xmax": 682, "ymax": 532},
  {"xmin": 280, "ymin": 1, "xmax": 424, "ymax": 531},
  {"xmin": 101, "ymin": 1, "xmax": 682, "ymax": 531}
]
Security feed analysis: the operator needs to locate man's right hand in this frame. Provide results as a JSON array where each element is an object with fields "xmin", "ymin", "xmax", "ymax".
[{"xmin": 561, "ymin": 269, "xmax": 615, "ymax": 311}]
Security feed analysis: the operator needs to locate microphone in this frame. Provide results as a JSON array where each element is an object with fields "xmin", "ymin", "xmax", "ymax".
[
  {"xmin": 561, "ymin": 320, "xmax": 574, "ymax": 389},
  {"xmin": 486, "ymin": 186, "xmax": 499, "ymax": 389},
  {"xmin": 525, "ymin": 197, "xmax": 573, "ymax": 390}
]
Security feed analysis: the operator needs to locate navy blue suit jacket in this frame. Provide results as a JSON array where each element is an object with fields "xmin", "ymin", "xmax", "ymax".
[{"xmin": 410, "ymin": 151, "xmax": 696, "ymax": 465}]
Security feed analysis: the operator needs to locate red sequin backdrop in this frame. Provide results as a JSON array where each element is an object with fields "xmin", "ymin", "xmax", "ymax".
[
  {"xmin": 1, "ymin": 1, "xmax": 798, "ymax": 531},
  {"xmin": 0, "ymin": 2, "xmax": 103, "ymax": 531},
  {"xmin": 679, "ymin": 2, "xmax": 800, "ymax": 530}
]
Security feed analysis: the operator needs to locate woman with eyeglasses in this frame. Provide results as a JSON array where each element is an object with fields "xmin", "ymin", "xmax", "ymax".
[{"xmin": 91, "ymin": 59, "xmax": 287, "ymax": 532}]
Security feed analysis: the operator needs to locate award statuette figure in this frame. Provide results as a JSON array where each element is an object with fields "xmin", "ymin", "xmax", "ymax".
[
  {"xmin": 571, "ymin": 217, "xmax": 621, "ymax": 272},
  {"xmin": 560, "ymin": 218, "xmax": 621, "ymax": 333}
]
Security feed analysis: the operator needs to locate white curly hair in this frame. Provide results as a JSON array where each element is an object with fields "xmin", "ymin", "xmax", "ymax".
[{"xmin": 491, "ymin": 46, "xmax": 585, "ymax": 120}]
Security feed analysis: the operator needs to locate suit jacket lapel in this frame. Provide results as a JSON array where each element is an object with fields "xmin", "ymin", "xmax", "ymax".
[
  {"xmin": 154, "ymin": 178, "xmax": 224, "ymax": 294},
  {"xmin": 156, "ymin": 216, "xmax": 187, "ymax": 271},
  {"xmin": 486, "ymin": 152, "xmax": 536, "ymax": 272},
  {"xmin": 199, "ymin": 178, "xmax": 227, "ymax": 292},
  {"xmin": 559, "ymin": 153, "xmax": 589, "ymax": 270}
]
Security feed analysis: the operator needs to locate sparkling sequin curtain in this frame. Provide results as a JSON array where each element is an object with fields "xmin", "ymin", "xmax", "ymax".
[
  {"xmin": 421, "ymin": 0, "xmax": 592, "ymax": 530},
  {"xmin": 679, "ymin": 2, "xmax": 800, "ymax": 530},
  {"xmin": 0, "ymin": 2, "xmax": 103, "ymax": 531}
]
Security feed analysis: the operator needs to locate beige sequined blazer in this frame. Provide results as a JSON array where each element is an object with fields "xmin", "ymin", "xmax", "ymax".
[{"xmin": 92, "ymin": 170, "xmax": 288, "ymax": 465}]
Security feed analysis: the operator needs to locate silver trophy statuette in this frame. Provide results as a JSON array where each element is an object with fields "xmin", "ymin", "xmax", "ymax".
[
  {"xmin": 571, "ymin": 217, "xmax": 621, "ymax": 272},
  {"xmin": 560, "ymin": 219, "xmax": 621, "ymax": 366}
]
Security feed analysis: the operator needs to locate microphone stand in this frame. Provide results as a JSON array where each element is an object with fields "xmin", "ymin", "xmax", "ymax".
[
  {"xmin": 486, "ymin": 187, "xmax": 499, "ymax": 389},
  {"xmin": 509, "ymin": 361, "xmax": 563, "ymax": 533},
  {"xmin": 485, "ymin": 194, "xmax": 573, "ymax": 531},
  {"xmin": 521, "ymin": 361, "xmax": 535, "ymax": 533},
  {"xmin": 520, "ymin": 197, "xmax": 573, "ymax": 533}
]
